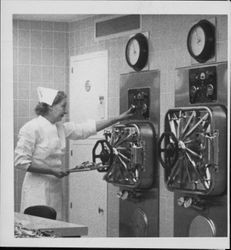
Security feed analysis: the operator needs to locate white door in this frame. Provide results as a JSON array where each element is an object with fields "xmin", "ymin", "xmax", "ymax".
[{"xmin": 68, "ymin": 51, "xmax": 108, "ymax": 237}]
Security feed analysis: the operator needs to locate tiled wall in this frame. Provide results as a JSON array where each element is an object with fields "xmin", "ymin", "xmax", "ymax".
[
  {"xmin": 13, "ymin": 19, "xmax": 69, "ymax": 214},
  {"xmin": 13, "ymin": 14, "xmax": 227, "ymax": 236}
]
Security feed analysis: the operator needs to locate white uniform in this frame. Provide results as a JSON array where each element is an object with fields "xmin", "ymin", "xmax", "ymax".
[{"xmin": 14, "ymin": 115, "xmax": 96, "ymax": 219}]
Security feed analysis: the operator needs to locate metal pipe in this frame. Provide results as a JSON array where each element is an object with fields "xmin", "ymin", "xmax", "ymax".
[
  {"xmin": 183, "ymin": 112, "xmax": 209, "ymax": 139},
  {"xmin": 182, "ymin": 111, "xmax": 196, "ymax": 136},
  {"xmin": 185, "ymin": 147, "xmax": 202, "ymax": 160}
]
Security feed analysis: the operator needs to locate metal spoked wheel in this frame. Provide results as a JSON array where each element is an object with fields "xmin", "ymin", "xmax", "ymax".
[
  {"xmin": 158, "ymin": 131, "xmax": 179, "ymax": 169},
  {"xmin": 103, "ymin": 124, "xmax": 141, "ymax": 187},
  {"xmin": 159, "ymin": 107, "xmax": 216, "ymax": 195}
]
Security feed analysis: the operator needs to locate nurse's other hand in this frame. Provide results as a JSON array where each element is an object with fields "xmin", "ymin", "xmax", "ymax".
[{"xmin": 52, "ymin": 169, "xmax": 69, "ymax": 178}]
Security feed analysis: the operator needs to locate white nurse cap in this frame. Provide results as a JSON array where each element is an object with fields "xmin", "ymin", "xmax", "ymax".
[{"xmin": 37, "ymin": 87, "xmax": 58, "ymax": 106}]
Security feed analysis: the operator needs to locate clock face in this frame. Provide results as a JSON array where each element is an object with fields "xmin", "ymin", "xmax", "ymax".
[
  {"xmin": 125, "ymin": 33, "xmax": 148, "ymax": 71},
  {"xmin": 189, "ymin": 26, "xmax": 206, "ymax": 56},
  {"xmin": 127, "ymin": 39, "xmax": 140, "ymax": 65}
]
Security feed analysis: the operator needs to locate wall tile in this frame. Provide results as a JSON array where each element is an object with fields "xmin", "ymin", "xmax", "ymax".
[
  {"xmin": 54, "ymin": 48, "xmax": 65, "ymax": 66},
  {"xmin": 13, "ymin": 81, "xmax": 18, "ymax": 99},
  {"xmin": 18, "ymin": 81, "xmax": 30, "ymax": 89},
  {"xmin": 31, "ymin": 65, "xmax": 42, "ymax": 82},
  {"xmin": 18, "ymin": 48, "xmax": 30, "ymax": 65},
  {"xmin": 18, "ymin": 20, "xmax": 31, "ymax": 29},
  {"xmin": 29, "ymin": 99, "xmax": 39, "ymax": 118},
  {"xmin": 69, "ymin": 32, "xmax": 74, "ymax": 49},
  {"xmin": 42, "ymin": 66, "xmax": 53, "ymax": 82},
  {"xmin": 17, "ymin": 100, "xmax": 30, "ymax": 117},
  {"xmin": 31, "ymin": 30, "xmax": 42, "ymax": 48},
  {"xmin": 18, "ymin": 65, "xmax": 30, "ymax": 82},
  {"xmin": 42, "ymin": 48, "xmax": 53, "ymax": 65},
  {"xmin": 54, "ymin": 22, "xmax": 68, "ymax": 31},
  {"xmin": 31, "ymin": 48, "xmax": 42, "ymax": 65},
  {"xmin": 42, "ymin": 31, "xmax": 53, "ymax": 48},
  {"xmin": 31, "ymin": 20, "xmax": 42, "ymax": 30},
  {"xmin": 42, "ymin": 21, "xmax": 54, "ymax": 31},
  {"xmin": 13, "ymin": 27, "xmax": 18, "ymax": 48},
  {"xmin": 17, "ymin": 87, "xmax": 30, "ymax": 100},
  {"xmin": 18, "ymin": 30, "xmax": 30, "ymax": 47},
  {"xmin": 13, "ymin": 63, "xmax": 18, "ymax": 82},
  {"xmin": 54, "ymin": 67, "xmax": 65, "ymax": 83},
  {"xmin": 54, "ymin": 32, "xmax": 66, "ymax": 48}
]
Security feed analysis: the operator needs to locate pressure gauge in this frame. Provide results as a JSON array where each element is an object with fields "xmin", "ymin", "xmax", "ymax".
[
  {"xmin": 125, "ymin": 33, "xmax": 148, "ymax": 71},
  {"xmin": 187, "ymin": 19, "xmax": 215, "ymax": 63}
]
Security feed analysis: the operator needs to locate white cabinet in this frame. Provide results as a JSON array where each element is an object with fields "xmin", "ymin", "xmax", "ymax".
[{"xmin": 68, "ymin": 51, "xmax": 108, "ymax": 237}]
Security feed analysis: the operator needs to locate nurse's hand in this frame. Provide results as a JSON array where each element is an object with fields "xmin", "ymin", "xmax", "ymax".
[
  {"xmin": 118, "ymin": 105, "xmax": 136, "ymax": 121},
  {"xmin": 52, "ymin": 169, "xmax": 69, "ymax": 178}
]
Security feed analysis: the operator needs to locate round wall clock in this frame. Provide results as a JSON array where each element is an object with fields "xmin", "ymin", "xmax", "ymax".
[
  {"xmin": 187, "ymin": 19, "xmax": 215, "ymax": 63},
  {"xmin": 125, "ymin": 33, "xmax": 148, "ymax": 71}
]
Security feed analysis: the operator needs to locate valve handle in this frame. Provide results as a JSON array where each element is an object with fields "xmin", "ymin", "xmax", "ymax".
[
  {"xmin": 92, "ymin": 139, "xmax": 114, "ymax": 172},
  {"xmin": 158, "ymin": 131, "xmax": 179, "ymax": 169}
]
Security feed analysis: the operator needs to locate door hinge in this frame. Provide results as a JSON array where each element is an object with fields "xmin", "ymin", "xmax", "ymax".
[
  {"xmin": 71, "ymin": 67, "xmax": 73, "ymax": 73},
  {"xmin": 70, "ymin": 202, "xmax": 72, "ymax": 209},
  {"xmin": 70, "ymin": 150, "xmax": 73, "ymax": 156}
]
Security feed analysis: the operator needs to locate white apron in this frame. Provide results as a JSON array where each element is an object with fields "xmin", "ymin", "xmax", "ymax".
[{"xmin": 15, "ymin": 115, "xmax": 96, "ymax": 220}]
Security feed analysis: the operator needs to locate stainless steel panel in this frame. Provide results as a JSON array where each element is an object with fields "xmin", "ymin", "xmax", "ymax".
[
  {"xmin": 119, "ymin": 189, "xmax": 159, "ymax": 237},
  {"xmin": 118, "ymin": 70, "xmax": 160, "ymax": 237},
  {"xmin": 172, "ymin": 62, "xmax": 227, "ymax": 237},
  {"xmin": 175, "ymin": 62, "xmax": 227, "ymax": 107},
  {"xmin": 120, "ymin": 70, "xmax": 160, "ymax": 133}
]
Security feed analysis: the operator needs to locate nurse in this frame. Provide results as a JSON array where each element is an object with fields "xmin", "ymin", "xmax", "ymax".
[{"xmin": 14, "ymin": 87, "xmax": 135, "ymax": 219}]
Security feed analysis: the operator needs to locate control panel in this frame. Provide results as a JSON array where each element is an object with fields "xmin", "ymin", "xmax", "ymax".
[
  {"xmin": 128, "ymin": 88, "xmax": 150, "ymax": 119},
  {"xmin": 189, "ymin": 66, "xmax": 217, "ymax": 104}
]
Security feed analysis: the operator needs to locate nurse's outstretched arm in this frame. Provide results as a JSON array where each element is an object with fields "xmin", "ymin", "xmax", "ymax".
[{"xmin": 96, "ymin": 105, "xmax": 135, "ymax": 132}]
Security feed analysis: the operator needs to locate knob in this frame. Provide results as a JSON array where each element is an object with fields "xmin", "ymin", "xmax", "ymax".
[
  {"xmin": 200, "ymin": 72, "xmax": 206, "ymax": 80},
  {"xmin": 117, "ymin": 190, "xmax": 129, "ymax": 200},
  {"xmin": 183, "ymin": 197, "xmax": 193, "ymax": 208},
  {"xmin": 206, "ymin": 84, "xmax": 214, "ymax": 96},
  {"xmin": 191, "ymin": 85, "xmax": 198, "ymax": 94},
  {"xmin": 177, "ymin": 197, "xmax": 185, "ymax": 206}
]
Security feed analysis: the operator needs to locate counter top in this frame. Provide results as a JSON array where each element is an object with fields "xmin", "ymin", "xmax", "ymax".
[{"xmin": 15, "ymin": 212, "xmax": 88, "ymax": 237}]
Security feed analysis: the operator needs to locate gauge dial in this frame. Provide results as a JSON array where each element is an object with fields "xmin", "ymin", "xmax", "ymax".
[{"xmin": 187, "ymin": 19, "xmax": 215, "ymax": 63}]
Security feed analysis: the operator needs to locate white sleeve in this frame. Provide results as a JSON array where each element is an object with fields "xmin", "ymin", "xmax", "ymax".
[
  {"xmin": 14, "ymin": 123, "xmax": 36, "ymax": 171},
  {"xmin": 63, "ymin": 119, "xmax": 97, "ymax": 140}
]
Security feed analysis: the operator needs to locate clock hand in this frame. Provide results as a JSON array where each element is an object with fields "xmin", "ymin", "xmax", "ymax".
[
  {"xmin": 133, "ymin": 43, "xmax": 136, "ymax": 54},
  {"xmin": 195, "ymin": 30, "xmax": 201, "ymax": 44}
]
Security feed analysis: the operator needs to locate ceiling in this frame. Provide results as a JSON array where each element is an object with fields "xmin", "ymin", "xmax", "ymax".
[{"xmin": 13, "ymin": 14, "xmax": 94, "ymax": 23}]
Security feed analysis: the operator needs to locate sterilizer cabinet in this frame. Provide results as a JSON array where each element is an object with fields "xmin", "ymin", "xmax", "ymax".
[
  {"xmin": 93, "ymin": 70, "xmax": 160, "ymax": 237},
  {"xmin": 158, "ymin": 63, "xmax": 228, "ymax": 237}
]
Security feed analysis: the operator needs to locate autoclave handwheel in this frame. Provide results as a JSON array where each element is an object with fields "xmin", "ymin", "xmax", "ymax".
[{"xmin": 158, "ymin": 131, "xmax": 179, "ymax": 169}]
